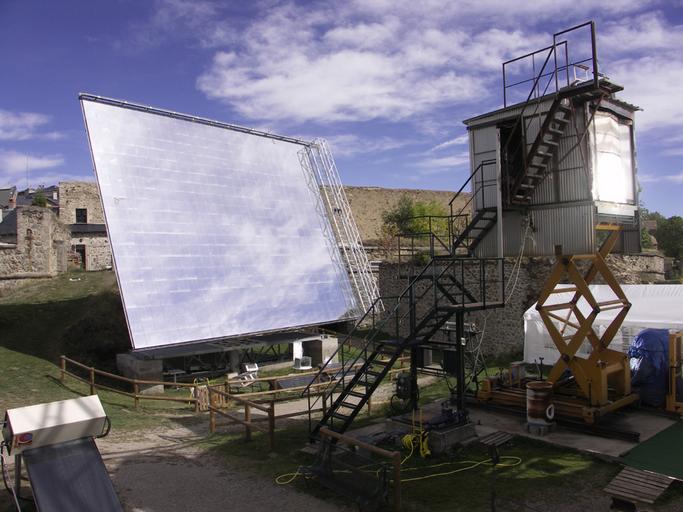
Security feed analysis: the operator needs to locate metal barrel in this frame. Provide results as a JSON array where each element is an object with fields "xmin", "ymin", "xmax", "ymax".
[{"xmin": 526, "ymin": 381, "xmax": 555, "ymax": 425}]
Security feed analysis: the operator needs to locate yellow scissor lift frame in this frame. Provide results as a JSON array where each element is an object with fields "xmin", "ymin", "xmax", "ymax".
[
  {"xmin": 477, "ymin": 226, "xmax": 639, "ymax": 424},
  {"xmin": 535, "ymin": 226, "xmax": 639, "ymax": 423}
]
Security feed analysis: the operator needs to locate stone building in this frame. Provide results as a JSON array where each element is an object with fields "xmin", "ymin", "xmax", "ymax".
[
  {"xmin": 58, "ymin": 181, "xmax": 111, "ymax": 271},
  {"xmin": 0, "ymin": 207, "xmax": 70, "ymax": 290},
  {"xmin": 0, "ymin": 186, "xmax": 17, "ymax": 222}
]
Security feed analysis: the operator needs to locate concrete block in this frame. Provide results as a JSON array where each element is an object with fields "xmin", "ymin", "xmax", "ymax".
[
  {"xmin": 428, "ymin": 422, "xmax": 478, "ymax": 454},
  {"xmin": 116, "ymin": 353, "xmax": 164, "ymax": 395},
  {"xmin": 304, "ymin": 335, "xmax": 338, "ymax": 367}
]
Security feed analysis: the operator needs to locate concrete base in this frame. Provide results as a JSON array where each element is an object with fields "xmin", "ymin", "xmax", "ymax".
[
  {"xmin": 526, "ymin": 422, "xmax": 557, "ymax": 436},
  {"xmin": 116, "ymin": 353, "xmax": 164, "ymax": 395},
  {"xmin": 429, "ymin": 422, "xmax": 478, "ymax": 454},
  {"xmin": 304, "ymin": 335, "xmax": 338, "ymax": 367}
]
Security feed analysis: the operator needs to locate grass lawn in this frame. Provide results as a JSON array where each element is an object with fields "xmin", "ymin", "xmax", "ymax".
[
  {"xmin": 0, "ymin": 270, "xmax": 196, "ymax": 431},
  {"xmin": 200, "ymin": 422, "xmax": 631, "ymax": 512}
]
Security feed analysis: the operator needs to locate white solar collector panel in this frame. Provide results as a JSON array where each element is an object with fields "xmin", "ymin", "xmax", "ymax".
[{"xmin": 81, "ymin": 96, "xmax": 358, "ymax": 350}]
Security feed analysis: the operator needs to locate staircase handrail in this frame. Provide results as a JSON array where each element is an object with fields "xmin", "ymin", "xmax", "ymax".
[{"xmin": 300, "ymin": 255, "xmax": 445, "ymax": 398}]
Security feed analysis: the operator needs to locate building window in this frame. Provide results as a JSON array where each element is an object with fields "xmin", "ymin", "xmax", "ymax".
[{"xmin": 76, "ymin": 208, "xmax": 87, "ymax": 223}]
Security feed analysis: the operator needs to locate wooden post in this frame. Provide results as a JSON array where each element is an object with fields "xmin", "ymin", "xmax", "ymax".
[
  {"xmin": 268, "ymin": 401, "xmax": 275, "ymax": 451},
  {"xmin": 393, "ymin": 452, "xmax": 402, "ymax": 512},
  {"xmin": 367, "ymin": 395, "xmax": 372, "ymax": 415},
  {"xmin": 89, "ymin": 367, "xmax": 95, "ymax": 395},
  {"xmin": 244, "ymin": 403, "xmax": 252, "ymax": 441},
  {"xmin": 209, "ymin": 388, "xmax": 216, "ymax": 433},
  {"xmin": 133, "ymin": 382, "xmax": 140, "ymax": 410},
  {"xmin": 60, "ymin": 356, "xmax": 66, "ymax": 383}
]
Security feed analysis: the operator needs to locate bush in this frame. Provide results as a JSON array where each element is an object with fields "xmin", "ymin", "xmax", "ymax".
[{"xmin": 31, "ymin": 191, "xmax": 47, "ymax": 207}]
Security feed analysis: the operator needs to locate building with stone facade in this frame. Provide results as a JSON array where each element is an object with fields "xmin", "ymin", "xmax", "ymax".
[
  {"xmin": 0, "ymin": 207, "xmax": 70, "ymax": 291},
  {"xmin": 0, "ymin": 182, "xmax": 112, "ymax": 286},
  {"xmin": 58, "ymin": 181, "xmax": 111, "ymax": 271}
]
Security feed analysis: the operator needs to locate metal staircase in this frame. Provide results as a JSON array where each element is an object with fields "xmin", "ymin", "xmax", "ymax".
[
  {"xmin": 301, "ymin": 22, "xmax": 614, "ymax": 440},
  {"xmin": 448, "ymin": 159, "xmax": 499, "ymax": 255},
  {"xmin": 508, "ymin": 97, "xmax": 572, "ymax": 205},
  {"xmin": 501, "ymin": 21, "xmax": 610, "ymax": 207},
  {"xmin": 302, "ymin": 198, "xmax": 505, "ymax": 437}
]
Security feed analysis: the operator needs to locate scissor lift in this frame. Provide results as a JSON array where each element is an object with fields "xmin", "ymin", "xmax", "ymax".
[
  {"xmin": 536, "ymin": 227, "xmax": 638, "ymax": 422},
  {"xmin": 478, "ymin": 228, "xmax": 639, "ymax": 424}
]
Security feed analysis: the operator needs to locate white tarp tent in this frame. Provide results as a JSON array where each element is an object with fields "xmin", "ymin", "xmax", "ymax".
[{"xmin": 524, "ymin": 284, "xmax": 683, "ymax": 364}]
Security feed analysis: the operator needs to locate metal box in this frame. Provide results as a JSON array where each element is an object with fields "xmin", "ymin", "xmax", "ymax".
[{"xmin": 2, "ymin": 395, "xmax": 107, "ymax": 455}]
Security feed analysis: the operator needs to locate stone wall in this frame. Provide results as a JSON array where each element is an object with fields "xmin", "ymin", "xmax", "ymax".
[
  {"xmin": 378, "ymin": 253, "xmax": 666, "ymax": 358},
  {"xmin": 71, "ymin": 233, "xmax": 112, "ymax": 271},
  {"xmin": 0, "ymin": 207, "xmax": 69, "ymax": 278},
  {"xmin": 59, "ymin": 181, "xmax": 105, "ymax": 224}
]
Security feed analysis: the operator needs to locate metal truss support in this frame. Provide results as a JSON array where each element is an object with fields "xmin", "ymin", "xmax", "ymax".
[{"xmin": 300, "ymin": 139, "xmax": 381, "ymax": 314}]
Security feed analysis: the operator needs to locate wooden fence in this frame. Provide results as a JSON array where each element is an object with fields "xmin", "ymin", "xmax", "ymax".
[
  {"xmin": 206, "ymin": 377, "xmax": 372, "ymax": 450},
  {"xmin": 59, "ymin": 354, "xmax": 411, "ymax": 444},
  {"xmin": 319, "ymin": 427, "xmax": 402, "ymax": 512},
  {"xmin": 59, "ymin": 355, "xmax": 199, "ymax": 411}
]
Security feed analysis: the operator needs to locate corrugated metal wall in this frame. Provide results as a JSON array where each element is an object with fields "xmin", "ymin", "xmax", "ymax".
[{"xmin": 469, "ymin": 100, "xmax": 597, "ymax": 257}]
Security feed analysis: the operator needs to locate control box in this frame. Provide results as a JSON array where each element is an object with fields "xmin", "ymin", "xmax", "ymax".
[{"xmin": 2, "ymin": 395, "xmax": 107, "ymax": 455}]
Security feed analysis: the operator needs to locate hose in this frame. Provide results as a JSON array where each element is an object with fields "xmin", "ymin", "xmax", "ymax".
[{"xmin": 0, "ymin": 442, "xmax": 22, "ymax": 512}]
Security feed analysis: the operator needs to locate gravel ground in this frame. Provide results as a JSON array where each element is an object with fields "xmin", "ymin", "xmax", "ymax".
[{"xmin": 98, "ymin": 424, "xmax": 351, "ymax": 512}]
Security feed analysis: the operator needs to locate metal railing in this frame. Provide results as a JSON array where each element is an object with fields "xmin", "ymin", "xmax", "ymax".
[
  {"xmin": 300, "ymin": 245, "xmax": 505, "ymax": 419},
  {"xmin": 500, "ymin": 21, "xmax": 600, "ymax": 204},
  {"xmin": 503, "ymin": 21, "xmax": 598, "ymax": 108}
]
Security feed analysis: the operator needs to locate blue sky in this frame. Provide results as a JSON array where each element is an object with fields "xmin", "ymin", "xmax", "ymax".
[{"xmin": 1, "ymin": 0, "xmax": 682, "ymax": 215}]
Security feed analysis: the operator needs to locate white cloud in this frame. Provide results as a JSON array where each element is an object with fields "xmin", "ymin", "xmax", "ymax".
[
  {"xmin": 195, "ymin": 2, "xmax": 561, "ymax": 124},
  {"xmin": 319, "ymin": 134, "xmax": 417, "ymax": 157},
  {"xmin": 600, "ymin": 13, "xmax": 683, "ymax": 132},
  {"xmin": 125, "ymin": 0, "xmax": 233, "ymax": 49},
  {"xmin": 416, "ymin": 153, "xmax": 469, "ymax": 169},
  {"xmin": 0, "ymin": 110, "xmax": 64, "ymax": 141},
  {"xmin": 0, "ymin": 150, "xmax": 64, "ymax": 177},
  {"xmin": 430, "ymin": 134, "xmax": 469, "ymax": 152},
  {"xmin": 641, "ymin": 172, "xmax": 683, "ymax": 185}
]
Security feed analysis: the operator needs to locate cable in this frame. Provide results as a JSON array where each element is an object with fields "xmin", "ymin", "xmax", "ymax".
[
  {"xmin": 96, "ymin": 416, "xmax": 111, "ymax": 438},
  {"xmin": 275, "ymin": 466, "xmax": 305, "ymax": 485},
  {"xmin": 399, "ymin": 456, "xmax": 522, "ymax": 483},
  {"xmin": 0, "ymin": 442, "xmax": 22, "ymax": 512}
]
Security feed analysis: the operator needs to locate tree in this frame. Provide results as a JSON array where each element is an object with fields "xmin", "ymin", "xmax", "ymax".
[
  {"xmin": 380, "ymin": 194, "xmax": 449, "ymax": 260},
  {"xmin": 656, "ymin": 215, "xmax": 683, "ymax": 260},
  {"xmin": 381, "ymin": 194, "xmax": 449, "ymax": 236},
  {"xmin": 31, "ymin": 191, "xmax": 47, "ymax": 207}
]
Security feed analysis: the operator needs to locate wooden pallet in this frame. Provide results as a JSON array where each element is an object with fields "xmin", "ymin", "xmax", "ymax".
[
  {"xmin": 479, "ymin": 431, "xmax": 513, "ymax": 447},
  {"xmin": 604, "ymin": 466, "xmax": 674, "ymax": 511}
]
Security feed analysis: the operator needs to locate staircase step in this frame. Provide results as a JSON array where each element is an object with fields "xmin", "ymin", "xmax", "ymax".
[
  {"xmin": 547, "ymin": 127, "xmax": 564, "ymax": 136},
  {"xmin": 553, "ymin": 117, "xmax": 570, "ymax": 125},
  {"xmin": 542, "ymin": 139, "xmax": 559, "ymax": 147},
  {"xmin": 366, "ymin": 370, "xmax": 383, "ymax": 378},
  {"xmin": 339, "ymin": 401, "xmax": 360, "ymax": 409},
  {"xmin": 347, "ymin": 390, "xmax": 366, "ymax": 399},
  {"xmin": 331, "ymin": 412, "xmax": 350, "ymax": 421}
]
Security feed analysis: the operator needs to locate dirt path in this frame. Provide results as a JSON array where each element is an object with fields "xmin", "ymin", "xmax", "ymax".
[{"xmin": 97, "ymin": 424, "xmax": 350, "ymax": 512}]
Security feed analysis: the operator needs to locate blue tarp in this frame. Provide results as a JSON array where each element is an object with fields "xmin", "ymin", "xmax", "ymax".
[{"xmin": 628, "ymin": 328, "xmax": 669, "ymax": 407}]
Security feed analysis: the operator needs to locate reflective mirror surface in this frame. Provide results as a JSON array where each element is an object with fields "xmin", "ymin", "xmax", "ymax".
[{"xmin": 82, "ymin": 98, "xmax": 357, "ymax": 349}]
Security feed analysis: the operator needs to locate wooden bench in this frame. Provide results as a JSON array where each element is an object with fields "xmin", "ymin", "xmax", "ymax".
[{"xmin": 604, "ymin": 466, "xmax": 674, "ymax": 511}]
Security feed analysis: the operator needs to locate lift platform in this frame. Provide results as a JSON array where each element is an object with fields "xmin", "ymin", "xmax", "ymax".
[{"xmin": 477, "ymin": 228, "xmax": 639, "ymax": 424}]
